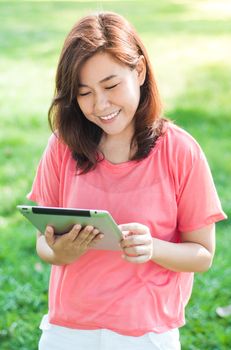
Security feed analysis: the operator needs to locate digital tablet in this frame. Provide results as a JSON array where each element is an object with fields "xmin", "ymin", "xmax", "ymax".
[{"xmin": 17, "ymin": 205, "xmax": 122, "ymax": 251}]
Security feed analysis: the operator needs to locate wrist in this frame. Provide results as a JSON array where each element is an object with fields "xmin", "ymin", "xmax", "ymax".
[
  {"xmin": 49, "ymin": 250, "xmax": 80, "ymax": 265},
  {"xmin": 150, "ymin": 237, "xmax": 159, "ymax": 262},
  {"xmin": 37, "ymin": 246, "xmax": 73, "ymax": 266},
  {"xmin": 48, "ymin": 253, "xmax": 68, "ymax": 266}
]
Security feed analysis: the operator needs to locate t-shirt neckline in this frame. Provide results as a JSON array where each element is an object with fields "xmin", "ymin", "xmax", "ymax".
[{"xmin": 98, "ymin": 126, "xmax": 168, "ymax": 171}]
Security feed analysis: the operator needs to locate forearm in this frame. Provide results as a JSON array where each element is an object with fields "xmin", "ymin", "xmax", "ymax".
[{"xmin": 151, "ymin": 238, "xmax": 214, "ymax": 273}]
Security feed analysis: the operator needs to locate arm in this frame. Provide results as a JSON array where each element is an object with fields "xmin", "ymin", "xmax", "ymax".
[
  {"xmin": 119, "ymin": 223, "xmax": 215, "ymax": 272},
  {"xmin": 36, "ymin": 225, "xmax": 103, "ymax": 265},
  {"xmin": 151, "ymin": 224, "xmax": 215, "ymax": 272}
]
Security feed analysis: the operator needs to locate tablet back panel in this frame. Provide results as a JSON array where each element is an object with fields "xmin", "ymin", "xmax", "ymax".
[{"xmin": 17, "ymin": 206, "xmax": 122, "ymax": 251}]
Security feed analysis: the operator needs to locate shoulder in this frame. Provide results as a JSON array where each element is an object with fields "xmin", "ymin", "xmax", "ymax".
[
  {"xmin": 38, "ymin": 132, "xmax": 73, "ymax": 172},
  {"xmin": 47, "ymin": 132, "xmax": 66, "ymax": 150},
  {"xmin": 45, "ymin": 132, "xmax": 70, "ymax": 158},
  {"xmin": 165, "ymin": 122, "xmax": 201, "ymax": 150},
  {"xmin": 163, "ymin": 122, "xmax": 204, "ymax": 163}
]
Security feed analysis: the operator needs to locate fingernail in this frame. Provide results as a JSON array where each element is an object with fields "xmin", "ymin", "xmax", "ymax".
[{"xmin": 47, "ymin": 226, "xmax": 52, "ymax": 234}]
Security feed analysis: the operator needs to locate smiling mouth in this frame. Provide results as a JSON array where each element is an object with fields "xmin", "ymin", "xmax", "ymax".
[{"xmin": 98, "ymin": 110, "xmax": 121, "ymax": 121}]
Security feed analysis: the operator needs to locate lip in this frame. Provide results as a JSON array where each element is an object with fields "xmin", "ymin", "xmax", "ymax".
[{"xmin": 98, "ymin": 109, "xmax": 121, "ymax": 123}]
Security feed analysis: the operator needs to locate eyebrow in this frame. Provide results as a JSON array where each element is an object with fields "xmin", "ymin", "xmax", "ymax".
[{"xmin": 78, "ymin": 74, "xmax": 117, "ymax": 88}]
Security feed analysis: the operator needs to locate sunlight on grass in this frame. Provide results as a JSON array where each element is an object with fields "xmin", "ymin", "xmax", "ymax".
[
  {"xmin": 145, "ymin": 35, "xmax": 231, "ymax": 109},
  {"xmin": 0, "ymin": 60, "xmax": 54, "ymax": 121},
  {"xmin": 193, "ymin": 0, "xmax": 231, "ymax": 19}
]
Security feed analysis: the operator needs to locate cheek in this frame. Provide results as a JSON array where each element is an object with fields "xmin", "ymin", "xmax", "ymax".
[
  {"xmin": 121, "ymin": 86, "xmax": 140, "ymax": 114},
  {"xmin": 77, "ymin": 97, "xmax": 92, "ymax": 116},
  {"xmin": 123, "ymin": 77, "xmax": 140, "ymax": 103}
]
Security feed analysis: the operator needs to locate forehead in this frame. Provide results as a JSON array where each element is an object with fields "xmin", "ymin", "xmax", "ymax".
[{"xmin": 78, "ymin": 52, "xmax": 128, "ymax": 83}]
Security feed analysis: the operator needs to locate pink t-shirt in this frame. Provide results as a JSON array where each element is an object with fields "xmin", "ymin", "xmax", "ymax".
[{"xmin": 28, "ymin": 123, "xmax": 226, "ymax": 335}]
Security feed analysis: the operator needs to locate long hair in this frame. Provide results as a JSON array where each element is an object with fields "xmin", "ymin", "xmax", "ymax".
[{"xmin": 49, "ymin": 11, "xmax": 165, "ymax": 173}]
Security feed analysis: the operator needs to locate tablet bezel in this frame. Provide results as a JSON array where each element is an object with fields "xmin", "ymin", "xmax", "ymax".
[{"xmin": 17, "ymin": 205, "xmax": 122, "ymax": 251}]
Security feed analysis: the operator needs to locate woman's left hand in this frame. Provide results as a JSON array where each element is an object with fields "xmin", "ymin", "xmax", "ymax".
[{"xmin": 118, "ymin": 223, "xmax": 154, "ymax": 263}]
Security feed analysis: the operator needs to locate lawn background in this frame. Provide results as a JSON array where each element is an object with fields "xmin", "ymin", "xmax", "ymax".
[{"xmin": 0, "ymin": 1, "xmax": 230, "ymax": 349}]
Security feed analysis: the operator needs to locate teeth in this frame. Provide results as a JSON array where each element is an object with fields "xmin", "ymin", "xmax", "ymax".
[{"xmin": 99, "ymin": 110, "xmax": 120, "ymax": 120}]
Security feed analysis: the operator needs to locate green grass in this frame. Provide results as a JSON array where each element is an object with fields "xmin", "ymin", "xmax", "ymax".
[{"xmin": 0, "ymin": 1, "xmax": 230, "ymax": 349}]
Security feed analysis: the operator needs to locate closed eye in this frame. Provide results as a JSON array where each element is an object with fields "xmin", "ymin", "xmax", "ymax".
[
  {"xmin": 105, "ymin": 83, "xmax": 119, "ymax": 90},
  {"xmin": 78, "ymin": 82, "xmax": 119, "ymax": 96},
  {"xmin": 78, "ymin": 91, "xmax": 91, "ymax": 96}
]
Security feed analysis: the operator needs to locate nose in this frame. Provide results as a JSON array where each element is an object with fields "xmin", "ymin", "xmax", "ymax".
[{"xmin": 94, "ymin": 91, "xmax": 110, "ymax": 114}]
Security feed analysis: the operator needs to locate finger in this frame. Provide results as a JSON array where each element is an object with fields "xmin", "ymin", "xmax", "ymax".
[
  {"xmin": 68, "ymin": 224, "xmax": 82, "ymax": 241},
  {"xmin": 89, "ymin": 233, "xmax": 104, "ymax": 246},
  {"xmin": 122, "ymin": 253, "xmax": 150, "ymax": 264},
  {"xmin": 121, "ymin": 234, "xmax": 152, "ymax": 248},
  {"xmin": 119, "ymin": 231, "xmax": 131, "ymax": 240},
  {"xmin": 45, "ymin": 225, "xmax": 55, "ymax": 246},
  {"xmin": 123, "ymin": 245, "xmax": 150, "ymax": 257},
  {"xmin": 85, "ymin": 228, "xmax": 101, "ymax": 245},
  {"xmin": 118, "ymin": 223, "xmax": 148, "ymax": 235},
  {"xmin": 77, "ymin": 225, "xmax": 96, "ymax": 245}
]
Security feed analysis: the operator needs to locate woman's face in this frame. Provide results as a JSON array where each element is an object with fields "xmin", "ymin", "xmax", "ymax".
[{"xmin": 77, "ymin": 52, "xmax": 146, "ymax": 140}]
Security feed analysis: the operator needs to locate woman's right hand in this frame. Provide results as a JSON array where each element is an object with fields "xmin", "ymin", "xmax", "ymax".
[{"xmin": 44, "ymin": 224, "xmax": 103, "ymax": 265}]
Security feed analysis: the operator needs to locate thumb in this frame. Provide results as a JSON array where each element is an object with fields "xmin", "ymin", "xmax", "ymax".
[
  {"xmin": 45, "ymin": 225, "xmax": 55, "ymax": 246},
  {"xmin": 118, "ymin": 223, "xmax": 139, "ymax": 239},
  {"xmin": 118, "ymin": 224, "xmax": 130, "ymax": 237},
  {"xmin": 118, "ymin": 223, "xmax": 148, "ymax": 235}
]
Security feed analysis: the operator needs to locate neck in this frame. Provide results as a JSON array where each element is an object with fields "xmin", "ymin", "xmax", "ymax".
[{"xmin": 99, "ymin": 131, "xmax": 136, "ymax": 164}]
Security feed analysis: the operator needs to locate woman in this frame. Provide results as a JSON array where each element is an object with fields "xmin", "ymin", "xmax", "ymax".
[{"xmin": 28, "ymin": 11, "xmax": 226, "ymax": 350}]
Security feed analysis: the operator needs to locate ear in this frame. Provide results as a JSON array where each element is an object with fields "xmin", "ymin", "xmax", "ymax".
[{"xmin": 135, "ymin": 55, "xmax": 146, "ymax": 86}]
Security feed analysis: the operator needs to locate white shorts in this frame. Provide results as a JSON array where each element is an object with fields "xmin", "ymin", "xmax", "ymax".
[{"xmin": 38, "ymin": 315, "xmax": 181, "ymax": 350}]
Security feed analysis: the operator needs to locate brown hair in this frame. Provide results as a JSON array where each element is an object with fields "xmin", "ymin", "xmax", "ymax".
[{"xmin": 49, "ymin": 11, "xmax": 165, "ymax": 173}]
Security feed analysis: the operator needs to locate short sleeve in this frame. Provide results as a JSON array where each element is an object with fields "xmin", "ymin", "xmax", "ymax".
[
  {"xmin": 176, "ymin": 144, "xmax": 227, "ymax": 232},
  {"xmin": 27, "ymin": 134, "xmax": 62, "ymax": 207}
]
